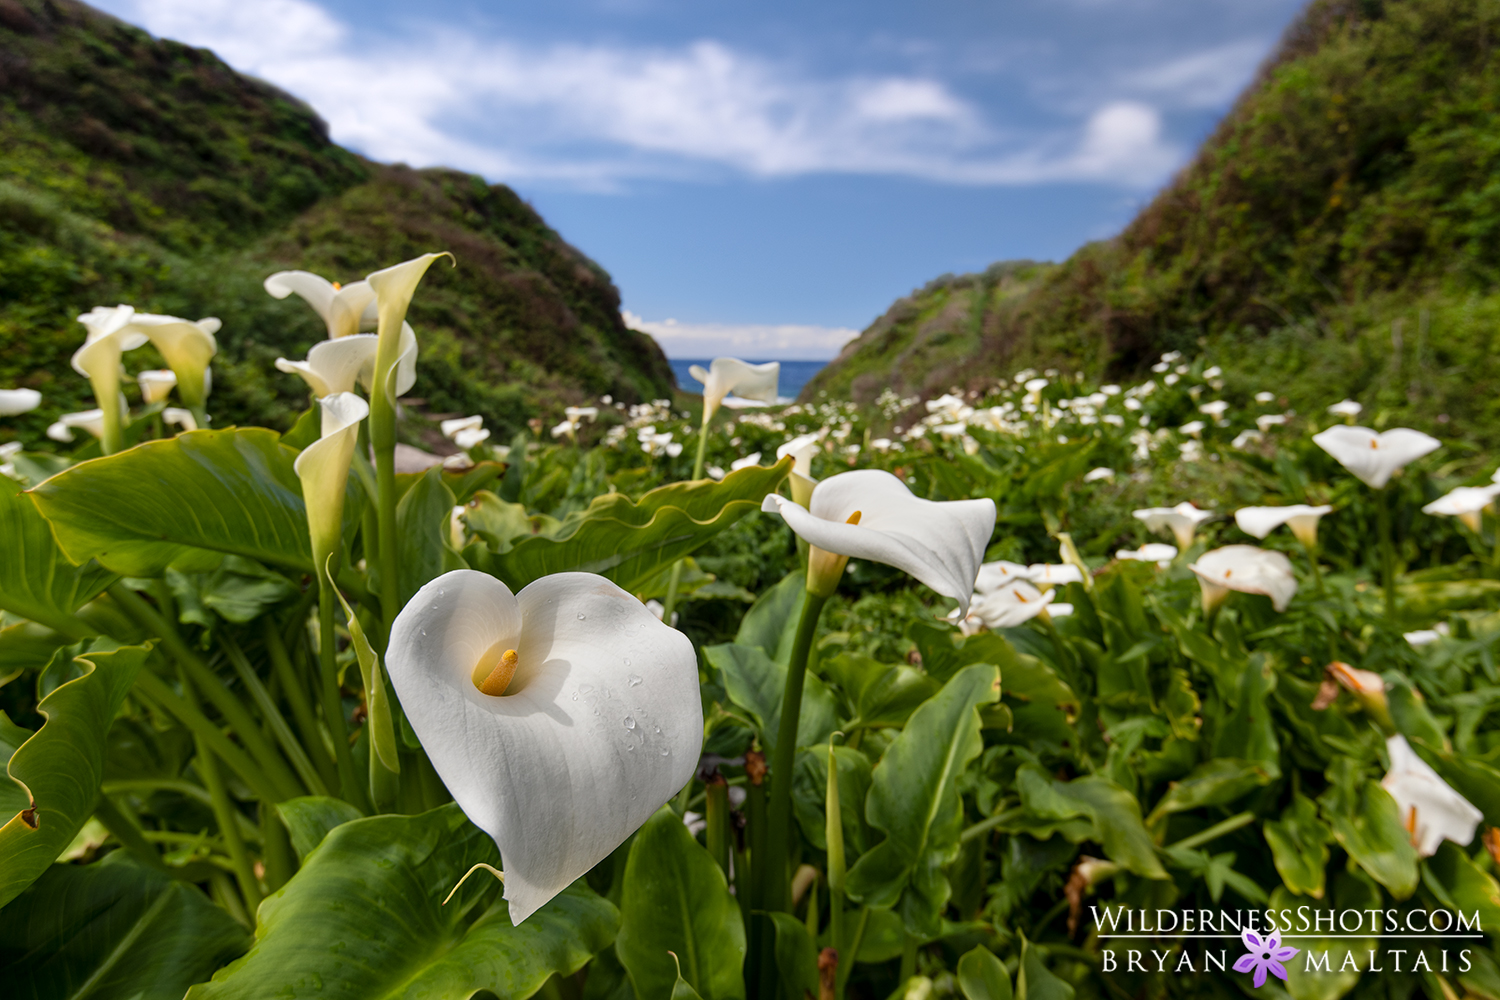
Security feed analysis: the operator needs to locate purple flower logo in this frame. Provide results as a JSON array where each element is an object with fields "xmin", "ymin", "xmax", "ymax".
[{"xmin": 1233, "ymin": 930, "xmax": 1298, "ymax": 988}]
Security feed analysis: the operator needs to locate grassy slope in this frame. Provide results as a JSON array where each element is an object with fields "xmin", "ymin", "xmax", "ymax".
[
  {"xmin": 0, "ymin": 0, "xmax": 673, "ymax": 444},
  {"xmin": 808, "ymin": 0, "xmax": 1500, "ymax": 438}
]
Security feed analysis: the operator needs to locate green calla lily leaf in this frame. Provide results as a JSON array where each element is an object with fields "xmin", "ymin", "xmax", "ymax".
[
  {"xmin": 0, "ymin": 476, "xmax": 116, "ymax": 636},
  {"xmin": 706, "ymin": 641, "xmax": 839, "ymax": 756},
  {"xmin": 470, "ymin": 459, "xmax": 789, "ymax": 592},
  {"xmin": 30, "ymin": 428, "xmax": 362, "ymax": 577},
  {"xmin": 958, "ymin": 945, "xmax": 1013, "ymax": 1000},
  {"xmin": 0, "ymin": 850, "xmax": 249, "ymax": 998},
  {"xmin": 188, "ymin": 804, "xmax": 618, "ymax": 999},
  {"xmin": 0, "ymin": 641, "xmax": 149, "ymax": 908},
  {"xmin": 845, "ymin": 663, "xmax": 1000, "ymax": 936},
  {"xmin": 615, "ymin": 806, "xmax": 746, "ymax": 1000},
  {"xmin": 276, "ymin": 795, "xmax": 365, "ymax": 862},
  {"xmin": 1318, "ymin": 758, "xmax": 1419, "ymax": 899}
]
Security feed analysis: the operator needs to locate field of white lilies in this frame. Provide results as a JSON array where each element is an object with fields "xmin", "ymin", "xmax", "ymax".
[{"xmin": 3, "ymin": 253, "xmax": 1500, "ymax": 1000}]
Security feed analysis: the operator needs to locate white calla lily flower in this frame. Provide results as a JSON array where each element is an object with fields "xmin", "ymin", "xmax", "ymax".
[
  {"xmin": 0, "ymin": 389, "xmax": 42, "ymax": 416},
  {"xmin": 1083, "ymin": 467, "xmax": 1114, "ymax": 483},
  {"xmin": 1028, "ymin": 563, "xmax": 1084, "ymax": 588},
  {"xmin": 73, "ymin": 306, "xmax": 148, "ymax": 451},
  {"xmin": 1199, "ymin": 400, "xmax": 1229, "ymax": 420},
  {"xmin": 730, "ymin": 452, "xmax": 763, "ymax": 472},
  {"xmin": 1049, "ymin": 603, "xmax": 1075, "ymax": 618},
  {"xmin": 566, "ymin": 406, "xmax": 598, "ymax": 423},
  {"xmin": 1327, "ymin": 399, "xmax": 1363, "ymax": 422},
  {"xmin": 1133, "ymin": 502, "xmax": 1215, "ymax": 550},
  {"xmin": 1382, "ymin": 735, "xmax": 1481, "ymax": 857},
  {"xmin": 1422, "ymin": 485, "xmax": 1500, "ymax": 533},
  {"xmin": 125, "ymin": 314, "xmax": 219, "ymax": 411},
  {"xmin": 1404, "ymin": 624, "xmax": 1449, "ymax": 647},
  {"xmin": 1188, "ymin": 545, "xmax": 1297, "ymax": 613},
  {"xmin": 264, "ymin": 271, "xmax": 378, "ymax": 340},
  {"xmin": 1233, "ymin": 504, "xmax": 1333, "ymax": 548},
  {"xmin": 761, "ymin": 469, "xmax": 995, "ymax": 613},
  {"xmin": 970, "ymin": 580, "xmax": 1054, "ymax": 629},
  {"xmin": 54, "ymin": 409, "xmax": 112, "ymax": 443},
  {"xmin": 366, "ymin": 253, "xmax": 451, "ymax": 403},
  {"xmin": 1116, "ymin": 543, "xmax": 1179, "ymax": 567},
  {"xmin": 1256, "ymin": 414, "xmax": 1288, "ymax": 432},
  {"xmin": 136, "ymin": 369, "xmax": 177, "ymax": 404},
  {"xmin": 294, "ymin": 393, "xmax": 369, "ymax": 582},
  {"xmin": 442, "ymin": 416, "xmax": 484, "ymax": 439},
  {"xmin": 454, "ymin": 427, "xmax": 492, "ymax": 450},
  {"xmin": 689, "ymin": 358, "xmax": 780, "ymax": 422},
  {"xmin": 387, "ymin": 569, "xmax": 702, "ymax": 923},
  {"xmin": 1313, "ymin": 425, "xmax": 1440, "ymax": 489},
  {"xmin": 975, "ymin": 561, "xmax": 1034, "ymax": 593},
  {"xmin": 777, "ymin": 432, "xmax": 823, "ymax": 503},
  {"xmin": 275, "ymin": 335, "xmax": 380, "ymax": 397},
  {"xmin": 163, "ymin": 408, "xmax": 197, "ymax": 432}
]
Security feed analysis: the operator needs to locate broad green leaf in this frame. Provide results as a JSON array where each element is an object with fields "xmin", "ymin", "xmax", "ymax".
[
  {"xmin": 0, "ymin": 621, "xmax": 74, "ymax": 679},
  {"xmin": 332, "ymin": 587, "xmax": 399, "ymax": 774},
  {"xmin": 396, "ymin": 465, "xmax": 465, "ymax": 607},
  {"xmin": 0, "ymin": 850, "xmax": 248, "ymax": 998},
  {"xmin": 615, "ymin": 806, "xmax": 746, "ymax": 1000},
  {"xmin": 670, "ymin": 953, "xmax": 707, "ymax": 1000},
  {"xmin": 0, "ymin": 476, "xmax": 115, "ymax": 636},
  {"xmin": 792, "ymin": 744, "xmax": 873, "ymax": 854},
  {"xmin": 821, "ymin": 652, "xmax": 939, "ymax": 731},
  {"xmin": 1270, "ymin": 878, "xmax": 1375, "ymax": 1000},
  {"xmin": 768, "ymin": 912, "xmax": 819, "ymax": 1000},
  {"xmin": 1145, "ymin": 758, "xmax": 1274, "ymax": 826},
  {"xmin": 167, "ymin": 554, "xmax": 298, "ymax": 627},
  {"xmin": 189, "ymin": 804, "xmax": 618, "ymax": 999},
  {"xmin": 464, "ymin": 490, "xmax": 558, "ymax": 552},
  {"xmin": 1016, "ymin": 934, "xmax": 1073, "ymax": 1000},
  {"xmin": 906, "ymin": 620, "xmax": 1021, "ymax": 685},
  {"xmin": 276, "ymin": 796, "xmax": 365, "ymax": 862},
  {"xmin": 1411, "ymin": 740, "xmax": 1500, "ymax": 825},
  {"xmin": 735, "ymin": 569, "xmax": 805, "ymax": 663},
  {"xmin": 1386, "ymin": 676, "xmax": 1447, "ymax": 750},
  {"xmin": 1318, "ymin": 758, "xmax": 1418, "ymax": 898},
  {"xmin": 1210, "ymin": 652, "xmax": 1281, "ymax": 779},
  {"xmin": 473, "ymin": 460, "xmax": 789, "ymax": 592},
  {"xmin": 1425, "ymin": 841, "xmax": 1500, "ymax": 936},
  {"xmin": 1010, "ymin": 765, "xmax": 1167, "ymax": 879},
  {"xmin": 0, "ymin": 712, "xmax": 34, "ymax": 818},
  {"xmin": 958, "ymin": 946, "xmax": 1013, "ymax": 1000},
  {"xmin": 1263, "ymin": 793, "xmax": 1332, "ymax": 899},
  {"xmin": 0, "ymin": 642, "xmax": 148, "ymax": 907},
  {"xmin": 845, "ymin": 663, "xmax": 999, "ymax": 935},
  {"xmin": 30, "ymin": 428, "xmax": 362, "ymax": 576},
  {"xmin": 706, "ymin": 642, "xmax": 838, "ymax": 755}
]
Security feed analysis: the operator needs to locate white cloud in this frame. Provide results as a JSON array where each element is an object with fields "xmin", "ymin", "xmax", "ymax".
[
  {"xmin": 1123, "ymin": 40, "xmax": 1268, "ymax": 109},
  {"xmin": 107, "ymin": 0, "xmax": 1184, "ymax": 190},
  {"xmin": 623, "ymin": 312, "xmax": 859, "ymax": 361}
]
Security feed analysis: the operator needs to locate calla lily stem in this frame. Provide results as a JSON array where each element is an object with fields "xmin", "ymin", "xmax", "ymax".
[
  {"xmin": 762, "ymin": 589, "xmax": 831, "ymax": 914},
  {"xmin": 319, "ymin": 576, "xmax": 368, "ymax": 812},
  {"xmin": 132, "ymin": 669, "xmax": 285, "ymax": 803},
  {"xmin": 109, "ymin": 583, "xmax": 303, "ymax": 801},
  {"xmin": 264, "ymin": 622, "xmax": 338, "ymax": 790},
  {"xmin": 1376, "ymin": 486, "xmax": 1398, "ymax": 620},
  {"xmin": 1301, "ymin": 539, "xmax": 1327, "ymax": 598},
  {"xmin": 221, "ymin": 633, "xmax": 329, "ymax": 797}
]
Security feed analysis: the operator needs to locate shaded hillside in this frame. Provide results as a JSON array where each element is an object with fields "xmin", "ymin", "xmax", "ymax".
[
  {"xmin": 808, "ymin": 0, "xmax": 1500, "ymax": 436},
  {"xmin": 0, "ymin": 0, "xmax": 673, "ymax": 443}
]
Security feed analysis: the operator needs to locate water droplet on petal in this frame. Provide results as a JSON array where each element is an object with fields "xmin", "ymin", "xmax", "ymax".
[
  {"xmin": 579, "ymin": 684, "xmax": 594, "ymax": 694},
  {"xmin": 624, "ymin": 716, "xmax": 636, "ymax": 729},
  {"xmin": 653, "ymin": 726, "xmax": 661, "ymax": 734},
  {"xmin": 659, "ymin": 747, "xmax": 670, "ymax": 756},
  {"xmin": 628, "ymin": 673, "xmax": 643, "ymax": 686},
  {"xmin": 420, "ymin": 629, "xmax": 426, "ymax": 636},
  {"xmin": 571, "ymin": 692, "xmax": 578, "ymax": 701},
  {"xmin": 577, "ymin": 613, "xmax": 586, "ymax": 620}
]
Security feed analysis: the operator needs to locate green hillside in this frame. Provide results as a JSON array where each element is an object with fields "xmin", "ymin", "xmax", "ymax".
[
  {"xmin": 0, "ymin": 0, "xmax": 674, "ymax": 444},
  {"xmin": 808, "ymin": 0, "xmax": 1500, "ymax": 438}
]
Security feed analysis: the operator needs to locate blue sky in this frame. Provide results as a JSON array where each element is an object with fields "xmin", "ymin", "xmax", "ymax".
[{"xmin": 96, "ymin": 0, "xmax": 1306, "ymax": 358}]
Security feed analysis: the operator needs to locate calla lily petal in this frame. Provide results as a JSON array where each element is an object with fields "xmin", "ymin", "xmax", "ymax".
[
  {"xmin": 136, "ymin": 370, "xmax": 177, "ymax": 404},
  {"xmin": 387, "ymin": 569, "xmax": 702, "ymax": 923},
  {"xmin": 367, "ymin": 253, "xmax": 451, "ymax": 402},
  {"xmin": 1234, "ymin": 504, "xmax": 1333, "ymax": 547},
  {"xmin": 1029, "ymin": 563, "xmax": 1084, "ymax": 587},
  {"xmin": 692, "ymin": 357, "xmax": 780, "ymax": 421},
  {"xmin": 265, "ymin": 271, "xmax": 377, "ymax": 340},
  {"xmin": 1188, "ymin": 544, "xmax": 1298, "ymax": 612},
  {"xmin": 975, "ymin": 561, "xmax": 1034, "ymax": 593},
  {"xmin": 1422, "ymin": 485, "xmax": 1500, "ymax": 533},
  {"xmin": 293, "ymin": 393, "xmax": 369, "ymax": 579},
  {"xmin": 1116, "ymin": 543, "xmax": 1178, "ymax": 567},
  {"xmin": 0, "ymin": 389, "xmax": 42, "ymax": 416},
  {"xmin": 51, "ymin": 409, "xmax": 107, "ymax": 441},
  {"xmin": 126, "ymin": 315, "xmax": 219, "ymax": 408},
  {"xmin": 760, "ymin": 469, "xmax": 995, "ymax": 614},
  {"xmin": 1133, "ymin": 502, "xmax": 1214, "ymax": 550},
  {"xmin": 971, "ymin": 580, "xmax": 1055, "ymax": 628},
  {"xmin": 163, "ymin": 408, "xmax": 197, "ymax": 432},
  {"xmin": 1313, "ymin": 425, "xmax": 1440, "ymax": 489},
  {"xmin": 442, "ymin": 416, "xmax": 484, "ymax": 439},
  {"xmin": 277, "ymin": 334, "xmax": 380, "ymax": 398},
  {"xmin": 1382, "ymin": 734, "xmax": 1481, "ymax": 857}
]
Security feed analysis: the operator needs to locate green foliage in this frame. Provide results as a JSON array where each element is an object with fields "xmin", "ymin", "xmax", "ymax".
[
  {"xmin": 0, "ymin": 850, "xmax": 250, "ymax": 999},
  {"xmin": 0, "ymin": 642, "xmax": 147, "ymax": 907},
  {"xmin": 190, "ymin": 804, "xmax": 618, "ymax": 999},
  {"xmin": 615, "ymin": 807, "xmax": 746, "ymax": 1000}
]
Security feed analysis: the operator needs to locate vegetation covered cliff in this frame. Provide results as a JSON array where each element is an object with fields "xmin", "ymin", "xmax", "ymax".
[
  {"xmin": 0, "ymin": 0, "xmax": 674, "ymax": 443},
  {"xmin": 808, "ymin": 0, "xmax": 1500, "ymax": 437}
]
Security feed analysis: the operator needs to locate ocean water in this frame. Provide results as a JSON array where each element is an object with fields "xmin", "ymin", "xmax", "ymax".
[{"xmin": 668, "ymin": 359, "xmax": 828, "ymax": 402}]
